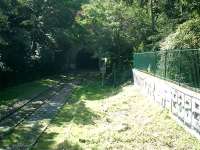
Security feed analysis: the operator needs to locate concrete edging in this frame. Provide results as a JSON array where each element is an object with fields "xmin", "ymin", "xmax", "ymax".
[{"xmin": 133, "ymin": 69, "xmax": 200, "ymax": 139}]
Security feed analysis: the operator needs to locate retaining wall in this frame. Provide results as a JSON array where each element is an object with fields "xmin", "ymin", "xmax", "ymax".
[{"xmin": 133, "ymin": 69, "xmax": 200, "ymax": 138}]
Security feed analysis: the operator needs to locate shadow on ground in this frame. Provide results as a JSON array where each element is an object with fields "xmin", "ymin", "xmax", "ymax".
[
  {"xmin": 0, "ymin": 78, "xmax": 59, "ymax": 106},
  {"xmin": 69, "ymin": 76, "xmax": 121, "ymax": 101},
  {"xmin": 57, "ymin": 140, "xmax": 83, "ymax": 150},
  {"xmin": 1, "ymin": 72, "xmax": 123, "ymax": 149},
  {"xmin": 37, "ymin": 138, "xmax": 83, "ymax": 150},
  {"xmin": 52, "ymin": 101, "xmax": 99, "ymax": 126},
  {"xmin": 33, "ymin": 72, "xmax": 123, "ymax": 149},
  {"xmin": 33, "ymin": 100, "xmax": 99, "ymax": 149},
  {"xmin": 0, "ymin": 122, "xmax": 46, "ymax": 149},
  {"xmin": 52, "ymin": 73, "xmax": 122, "ymax": 126}
]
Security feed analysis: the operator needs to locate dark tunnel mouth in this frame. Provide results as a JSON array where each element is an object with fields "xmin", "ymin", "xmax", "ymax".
[{"xmin": 76, "ymin": 51, "xmax": 99, "ymax": 70}]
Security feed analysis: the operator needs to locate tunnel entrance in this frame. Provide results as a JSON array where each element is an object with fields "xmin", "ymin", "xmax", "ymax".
[{"xmin": 76, "ymin": 51, "xmax": 99, "ymax": 70}]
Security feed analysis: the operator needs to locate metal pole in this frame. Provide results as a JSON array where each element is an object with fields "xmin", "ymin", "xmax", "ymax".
[
  {"xmin": 113, "ymin": 63, "xmax": 116, "ymax": 87},
  {"xmin": 179, "ymin": 50, "xmax": 181, "ymax": 86},
  {"xmin": 101, "ymin": 58, "xmax": 107, "ymax": 87},
  {"xmin": 102, "ymin": 73, "xmax": 104, "ymax": 87},
  {"xmin": 198, "ymin": 50, "xmax": 200, "ymax": 89},
  {"xmin": 195, "ymin": 50, "xmax": 200, "ymax": 89},
  {"xmin": 154, "ymin": 51, "xmax": 156, "ymax": 76},
  {"xmin": 164, "ymin": 51, "xmax": 167, "ymax": 79}
]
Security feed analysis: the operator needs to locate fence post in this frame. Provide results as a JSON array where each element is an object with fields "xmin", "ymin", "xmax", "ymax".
[
  {"xmin": 154, "ymin": 51, "xmax": 156, "ymax": 76},
  {"xmin": 113, "ymin": 63, "xmax": 117, "ymax": 87},
  {"xmin": 192, "ymin": 50, "xmax": 198, "ymax": 88},
  {"xmin": 196, "ymin": 50, "xmax": 200, "ymax": 89},
  {"xmin": 179, "ymin": 50, "xmax": 181, "ymax": 86},
  {"xmin": 164, "ymin": 51, "xmax": 167, "ymax": 79}
]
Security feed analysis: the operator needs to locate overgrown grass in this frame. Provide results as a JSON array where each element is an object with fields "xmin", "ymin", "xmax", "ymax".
[
  {"xmin": 34, "ymin": 77, "xmax": 200, "ymax": 150},
  {"xmin": 70, "ymin": 81, "xmax": 121, "ymax": 102},
  {"xmin": 0, "ymin": 78, "xmax": 58, "ymax": 106},
  {"xmin": 52, "ymin": 101, "xmax": 100, "ymax": 126},
  {"xmin": 34, "ymin": 75, "xmax": 121, "ymax": 149},
  {"xmin": 4, "ymin": 72, "xmax": 199, "ymax": 149}
]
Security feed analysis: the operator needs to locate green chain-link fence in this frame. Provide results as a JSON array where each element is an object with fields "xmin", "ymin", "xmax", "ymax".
[{"xmin": 134, "ymin": 49, "xmax": 200, "ymax": 90}]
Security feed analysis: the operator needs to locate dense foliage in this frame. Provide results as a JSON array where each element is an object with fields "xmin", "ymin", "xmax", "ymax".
[
  {"xmin": 158, "ymin": 18, "xmax": 200, "ymax": 88},
  {"xmin": 160, "ymin": 18, "xmax": 200, "ymax": 50},
  {"xmin": 0, "ymin": 0, "xmax": 87, "ymax": 87},
  {"xmin": 0, "ymin": 0, "xmax": 200, "ymax": 88}
]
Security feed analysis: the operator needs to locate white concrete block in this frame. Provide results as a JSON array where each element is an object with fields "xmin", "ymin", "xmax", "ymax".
[
  {"xmin": 133, "ymin": 69, "xmax": 200, "ymax": 136},
  {"xmin": 178, "ymin": 105, "xmax": 185, "ymax": 120},
  {"xmin": 184, "ymin": 109, "xmax": 192, "ymax": 126},
  {"xmin": 177, "ymin": 91, "xmax": 185, "ymax": 120},
  {"xmin": 172, "ymin": 102, "xmax": 179, "ymax": 116},
  {"xmin": 184, "ymin": 95, "xmax": 192, "ymax": 110},
  {"xmin": 192, "ymin": 98, "xmax": 200, "ymax": 114},
  {"xmin": 165, "ymin": 87, "xmax": 172, "ymax": 110},
  {"xmin": 192, "ymin": 112, "xmax": 200, "ymax": 132},
  {"xmin": 177, "ymin": 91, "xmax": 184, "ymax": 106},
  {"xmin": 171, "ymin": 89, "xmax": 178, "ymax": 115},
  {"xmin": 172, "ymin": 88, "xmax": 178, "ymax": 103}
]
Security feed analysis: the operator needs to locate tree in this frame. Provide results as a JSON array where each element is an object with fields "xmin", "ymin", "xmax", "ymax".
[
  {"xmin": 77, "ymin": 0, "xmax": 152, "ymax": 84},
  {"xmin": 0, "ymin": 0, "xmax": 88, "ymax": 88},
  {"xmin": 158, "ymin": 18, "xmax": 200, "ymax": 87}
]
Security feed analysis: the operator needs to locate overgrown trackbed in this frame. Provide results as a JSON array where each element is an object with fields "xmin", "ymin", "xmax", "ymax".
[
  {"xmin": 0, "ymin": 77, "xmax": 74, "ymax": 149},
  {"xmin": 33, "ymin": 75, "xmax": 200, "ymax": 150}
]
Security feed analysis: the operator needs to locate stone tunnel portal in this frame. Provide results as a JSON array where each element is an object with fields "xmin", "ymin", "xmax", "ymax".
[{"xmin": 76, "ymin": 51, "xmax": 99, "ymax": 70}]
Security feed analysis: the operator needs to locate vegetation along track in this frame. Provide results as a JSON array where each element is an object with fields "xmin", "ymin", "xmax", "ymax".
[
  {"xmin": 0, "ymin": 84, "xmax": 72, "ymax": 150},
  {"xmin": 0, "ymin": 82, "xmax": 65, "ymax": 140},
  {"xmin": 0, "ymin": 83, "xmax": 59, "ymax": 122}
]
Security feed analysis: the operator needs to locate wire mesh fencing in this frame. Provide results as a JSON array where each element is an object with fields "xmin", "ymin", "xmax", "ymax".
[{"xmin": 134, "ymin": 49, "xmax": 200, "ymax": 91}]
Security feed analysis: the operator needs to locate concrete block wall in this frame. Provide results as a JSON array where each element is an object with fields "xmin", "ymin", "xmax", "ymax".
[{"xmin": 133, "ymin": 69, "xmax": 200, "ymax": 138}]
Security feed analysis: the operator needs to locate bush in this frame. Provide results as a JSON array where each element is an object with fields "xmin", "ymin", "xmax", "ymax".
[{"xmin": 160, "ymin": 18, "xmax": 200, "ymax": 50}]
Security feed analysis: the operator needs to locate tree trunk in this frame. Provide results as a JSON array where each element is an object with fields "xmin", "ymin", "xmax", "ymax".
[{"xmin": 150, "ymin": 0, "xmax": 156, "ymax": 32}]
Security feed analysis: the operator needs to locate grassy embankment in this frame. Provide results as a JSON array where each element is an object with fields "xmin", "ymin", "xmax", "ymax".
[{"xmin": 34, "ymin": 75, "xmax": 200, "ymax": 150}]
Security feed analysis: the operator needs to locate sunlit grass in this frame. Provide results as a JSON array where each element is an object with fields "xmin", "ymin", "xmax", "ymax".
[
  {"xmin": 34, "ymin": 75, "xmax": 121, "ymax": 150},
  {"xmin": 52, "ymin": 101, "xmax": 100, "ymax": 126},
  {"xmin": 70, "ymin": 81, "xmax": 121, "ymax": 102},
  {"xmin": 34, "ymin": 81, "xmax": 200, "ymax": 150},
  {"xmin": 0, "ymin": 79, "xmax": 58, "ymax": 106},
  {"xmin": 0, "ymin": 119, "xmax": 50, "ymax": 148},
  {"xmin": 2, "ymin": 72, "xmax": 199, "ymax": 149}
]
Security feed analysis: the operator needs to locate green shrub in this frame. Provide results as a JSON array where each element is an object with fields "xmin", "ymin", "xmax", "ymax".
[{"xmin": 160, "ymin": 18, "xmax": 200, "ymax": 50}]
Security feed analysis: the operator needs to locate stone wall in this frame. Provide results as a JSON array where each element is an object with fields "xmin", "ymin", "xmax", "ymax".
[{"xmin": 133, "ymin": 69, "xmax": 200, "ymax": 138}]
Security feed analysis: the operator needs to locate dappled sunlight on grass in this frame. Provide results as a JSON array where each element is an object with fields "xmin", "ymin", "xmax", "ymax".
[
  {"xmin": 3, "ymin": 71, "xmax": 199, "ymax": 149},
  {"xmin": 34, "ymin": 100, "xmax": 101, "ymax": 149},
  {"xmin": 0, "ymin": 121, "xmax": 47, "ymax": 148},
  {"xmin": 0, "ymin": 78, "xmax": 58, "ymax": 106},
  {"xmin": 52, "ymin": 101, "xmax": 100, "ymax": 126},
  {"xmin": 57, "ymin": 140, "xmax": 83, "ymax": 150},
  {"xmin": 35, "ymin": 84, "xmax": 200, "ymax": 149},
  {"xmin": 32, "ymin": 132, "xmax": 59, "ymax": 150},
  {"xmin": 70, "ymin": 81, "xmax": 121, "ymax": 101},
  {"xmin": 34, "ymin": 73, "xmax": 122, "ymax": 149}
]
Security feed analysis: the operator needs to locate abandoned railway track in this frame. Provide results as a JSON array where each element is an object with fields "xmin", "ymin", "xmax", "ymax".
[
  {"xmin": 0, "ymin": 82, "xmax": 63, "ymax": 122},
  {"xmin": 0, "ymin": 82, "xmax": 65, "ymax": 140},
  {"xmin": 0, "ymin": 84, "xmax": 71, "ymax": 150}
]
